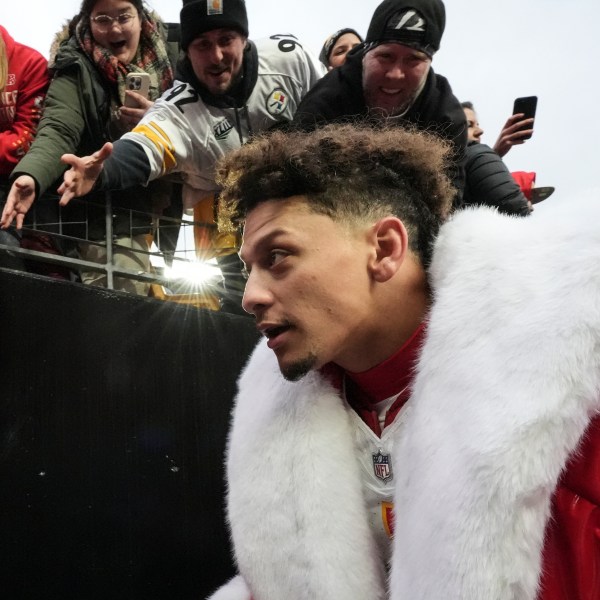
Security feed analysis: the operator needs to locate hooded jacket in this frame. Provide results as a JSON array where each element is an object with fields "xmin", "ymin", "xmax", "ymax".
[
  {"xmin": 97, "ymin": 35, "xmax": 325, "ymax": 210},
  {"xmin": 290, "ymin": 46, "xmax": 467, "ymax": 205},
  {"xmin": 209, "ymin": 195, "xmax": 600, "ymax": 600}
]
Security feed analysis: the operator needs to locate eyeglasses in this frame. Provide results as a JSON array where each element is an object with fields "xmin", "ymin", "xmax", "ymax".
[{"xmin": 91, "ymin": 13, "xmax": 136, "ymax": 31}]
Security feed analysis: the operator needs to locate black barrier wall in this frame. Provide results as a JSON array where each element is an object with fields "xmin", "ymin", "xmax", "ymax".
[{"xmin": 0, "ymin": 269, "xmax": 260, "ymax": 599}]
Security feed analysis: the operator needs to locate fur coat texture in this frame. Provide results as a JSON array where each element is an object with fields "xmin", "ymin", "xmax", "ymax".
[{"xmin": 208, "ymin": 196, "xmax": 600, "ymax": 600}]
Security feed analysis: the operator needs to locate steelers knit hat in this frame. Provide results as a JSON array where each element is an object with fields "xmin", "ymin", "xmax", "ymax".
[
  {"xmin": 365, "ymin": 0, "xmax": 445, "ymax": 56},
  {"xmin": 180, "ymin": 0, "xmax": 249, "ymax": 49}
]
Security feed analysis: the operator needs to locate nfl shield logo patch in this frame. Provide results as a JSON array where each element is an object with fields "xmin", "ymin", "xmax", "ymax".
[{"xmin": 372, "ymin": 450, "xmax": 393, "ymax": 483}]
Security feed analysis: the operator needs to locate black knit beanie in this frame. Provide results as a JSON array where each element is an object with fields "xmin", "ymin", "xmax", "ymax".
[
  {"xmin": 180, "ymin": 0, "xmax": 249, "ymax": 50},
  {"xmin": 365, "ymin": 0, "xmax": 445, "ymax": 57},
  {"xmin": 319, "ymin": 28, "xmax": 363, "ymax": 67}
]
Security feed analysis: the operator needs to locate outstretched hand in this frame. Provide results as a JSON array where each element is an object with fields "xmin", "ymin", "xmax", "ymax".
[
  {"xmin": 57, "ymin": 142, "xmax": 113, "ymax": 206},
  {"xmin": 0, "ymin": 175, "xmax": 37, "ymax": 230},
  {"xmin": 493, "ymin": 113, "xmax": 534, "ymax": 157}
]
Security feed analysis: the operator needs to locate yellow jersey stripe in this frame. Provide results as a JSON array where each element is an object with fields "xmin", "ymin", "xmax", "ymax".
[{"xmin": 131, "ymin": 123, "xmax": 177, "ymax": 174}]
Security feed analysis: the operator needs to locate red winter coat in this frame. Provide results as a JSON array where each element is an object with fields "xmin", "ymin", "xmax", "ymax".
[
  {"xmin": 0, "ymin": 25, "xmax": 49, "ymax": 177},
  {"xmin": 540, "ymin": 415, "xmax": 600, "ymax": 599}
]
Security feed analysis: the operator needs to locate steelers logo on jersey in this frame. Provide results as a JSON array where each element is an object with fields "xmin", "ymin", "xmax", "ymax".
[{"xmin": 266, "ymin": 89, "xmax": 289, "ymax": 116}]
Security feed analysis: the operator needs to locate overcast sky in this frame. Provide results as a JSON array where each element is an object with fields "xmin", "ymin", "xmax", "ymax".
[{"xmin": 2, "ymin": 0, "xmax": 598, "ymax": 204}]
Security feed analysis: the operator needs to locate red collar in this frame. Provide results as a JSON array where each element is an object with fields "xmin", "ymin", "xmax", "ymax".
[{"xmin": 321, "ymin": 323, "xmax": 426, "ymax": 436}]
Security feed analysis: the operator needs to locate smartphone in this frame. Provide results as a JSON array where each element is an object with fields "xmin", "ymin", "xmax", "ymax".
[
  {"xmin": 124, "ymin": 73, "xmax": 151, "ymax": 108},
  {"xmin": 512, "ymin": 96, "xmax": 537, "ymax": 139}
]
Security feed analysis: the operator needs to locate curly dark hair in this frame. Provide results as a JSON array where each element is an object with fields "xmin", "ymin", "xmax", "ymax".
[{"xmin": 216, "ymin": 123, "xmax": 456, "ymax": 267}]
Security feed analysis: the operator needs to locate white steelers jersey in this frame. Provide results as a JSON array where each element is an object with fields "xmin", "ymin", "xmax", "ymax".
[
  {"xmin": 122, "ymin": 35, "xmax": 325, "ymax": 208},
  {"xmin": 348, "ymin": 397, "xmax": 412, "ymax": 566}
]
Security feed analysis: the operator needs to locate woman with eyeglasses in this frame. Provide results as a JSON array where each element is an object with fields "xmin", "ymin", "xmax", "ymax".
[{"xmin": 1, "ymin": 0, "xmax": 178, "ymax": 294}]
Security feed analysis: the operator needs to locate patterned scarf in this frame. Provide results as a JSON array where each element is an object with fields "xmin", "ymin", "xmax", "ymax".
[{"xmin": 75, "ymin": 9, "xmax": 174, "ymax": 105}]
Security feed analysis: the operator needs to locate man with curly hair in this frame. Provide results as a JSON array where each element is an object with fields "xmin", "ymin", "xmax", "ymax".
[{"xmin": 209, "ymin": 123, "xmax": 600, "ymax": 600}]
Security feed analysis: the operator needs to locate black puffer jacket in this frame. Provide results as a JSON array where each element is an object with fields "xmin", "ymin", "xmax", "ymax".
[{"xmin": 463, "ymin": 142, "xmax": 531, "ymax": 216}]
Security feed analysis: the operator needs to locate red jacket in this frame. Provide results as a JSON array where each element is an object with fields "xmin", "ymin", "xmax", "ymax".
[
  {"xmin": 511, "ymin": 170, "xmax": 536, "ymax": 200},
  {"xmin": 540, "ymin": 415, "xmax": 600, "ymax": 599},
  {"xmin": 0, "ymin": 25, "xmax": 48, "ymax": 177}
]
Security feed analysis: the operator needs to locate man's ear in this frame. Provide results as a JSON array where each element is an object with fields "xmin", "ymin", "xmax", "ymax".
[{"xmin": 368, "ymin": 216, "xmax": 409, "ymax": 282}]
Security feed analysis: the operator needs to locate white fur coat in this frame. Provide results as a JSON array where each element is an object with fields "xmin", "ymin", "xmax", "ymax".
[{"xmin": 208, "ymin": 196, "xmax": 600, "ymax": 600}]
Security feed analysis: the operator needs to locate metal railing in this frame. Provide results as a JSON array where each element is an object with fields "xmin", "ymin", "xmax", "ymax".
[{"xmin": 0, "ymin": 190, "xmax": 224, "ymax": 306}]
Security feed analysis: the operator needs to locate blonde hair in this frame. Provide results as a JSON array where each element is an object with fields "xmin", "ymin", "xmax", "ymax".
[{"xmin": 0, "ymin": 33, "xmax": 7, "ymax": 92}]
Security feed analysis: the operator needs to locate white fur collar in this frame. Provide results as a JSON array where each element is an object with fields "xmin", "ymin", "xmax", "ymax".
[
  {"xmin": 391, "ymin": 200, "xmax": 600, "ymax": 599},
  {"xmin": 225, "ymin": 341, "xmax": 387, "ymax": 599}
]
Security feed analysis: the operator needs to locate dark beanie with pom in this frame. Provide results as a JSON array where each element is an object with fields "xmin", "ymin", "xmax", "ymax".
[{"xmin": 180, "ymin": 0, "xmax": 249, "ymax": 49}]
